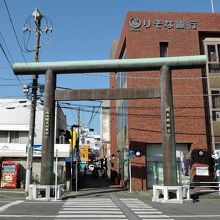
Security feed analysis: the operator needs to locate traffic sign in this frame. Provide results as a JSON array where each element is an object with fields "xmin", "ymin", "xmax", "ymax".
[{"xmin": 129, "ymin": 150, "xmax": 135, "ymax": 159}]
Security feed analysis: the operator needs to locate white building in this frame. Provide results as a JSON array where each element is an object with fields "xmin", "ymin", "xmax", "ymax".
[
  {"xmin": 99, "ymin": 100, "xmax": 111, "ymax": 178},
  {"xmin": 0, "ymin": 99, "xmax": 71, "ymax": 184}
]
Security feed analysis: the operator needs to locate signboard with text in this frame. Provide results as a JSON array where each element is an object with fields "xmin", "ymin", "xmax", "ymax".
[{"xmin": 129, "ymin": 17, "xmax": 198, "ymax": 31}]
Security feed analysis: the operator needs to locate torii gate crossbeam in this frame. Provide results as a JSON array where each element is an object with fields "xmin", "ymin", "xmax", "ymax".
[{"xmin": 13, "ymin": 55, "xmax": 206, "ymax": 188}]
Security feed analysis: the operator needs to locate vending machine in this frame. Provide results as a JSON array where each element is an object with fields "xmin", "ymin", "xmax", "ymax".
[{"xmin": 0, "ymin": 161, "xmax": 19, "ymax": 188}]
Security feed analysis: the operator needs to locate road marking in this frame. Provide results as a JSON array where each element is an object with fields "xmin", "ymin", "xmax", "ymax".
[
  {"xmin": 132, "ymin": 208, "xmax": 158, "ymax": 211},
  {"xmin": 63, "ymin": 205, "xmax": 118, "ymax": 207},
  {"xmin": 0, "ymin": 200, "xmax": 23, "ymax": 213},
  {"xmin": 170, "ymin": 214, "xmax": 220, "ymax": 218},
  {"xmin": 55, "ymin": 198, "xmax": 127, "ymax": 219},
  {"xmin": 63, "ymin": 207, "xmax": 120, "ymax": 210},
  {"xmin": 120, "ymin": 198, "xmax": 173, "ymax": 219},
  {"xmin": 0, "ymin": 214, "xmax": 56, "ymax": 218},
  {"xmin": 57, "ymin": 214, "xmax": 126, "ymax": 218},
  {"xmin": 135, "ymin": 211, "xmax": 163, "ymax": 214},
  {"xmin": 1, "ymin": 214, "xmax": 220, "ymax": 219},
  {"xmin": 139, "ymin": 215, "xmax": 171, "ymax": 218},
  {"xmin": 59, "ymin": 210, "xmax": 123, "ymax": 214}
]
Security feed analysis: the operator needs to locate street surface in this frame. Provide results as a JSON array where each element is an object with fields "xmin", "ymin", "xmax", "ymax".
[{"xmin": 1, "ymin": 174, "xmax": 220, "ymax": 219}]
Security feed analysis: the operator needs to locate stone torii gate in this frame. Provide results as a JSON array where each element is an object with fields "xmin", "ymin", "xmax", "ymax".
[{"xmin": 13, "ymin": 55, "xmax": 206, "ymax": 190}]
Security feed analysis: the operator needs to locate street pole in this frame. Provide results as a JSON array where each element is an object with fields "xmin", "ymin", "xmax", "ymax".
[
  {"xmin": 129, "ymin": 157, "xmax": 132, "ymax": 192},
  {"xmin": 25, "ymin": 8, "xmax": 42, "ymax": 197},
  {"xmin": 55, "ymin": 149, "xmax": 58, "ymax": 200},
  {"xmin": 75, "ymin": 107, "xmax": 80, "ymax": 191},
  {"xmin": 71, "ymin": 125, "xmax": 73, "ymax": 191}
]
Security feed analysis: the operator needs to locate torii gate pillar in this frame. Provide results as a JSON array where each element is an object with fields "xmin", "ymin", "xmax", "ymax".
[{"xmin": 41, "ymin": 69, "xmax": 56, "ymax": 185}]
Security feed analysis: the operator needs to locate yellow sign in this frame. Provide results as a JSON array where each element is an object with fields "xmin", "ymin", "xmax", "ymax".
[{"xmin": 69, "ymin": 130, "xmax": 77, "ymax": 149}]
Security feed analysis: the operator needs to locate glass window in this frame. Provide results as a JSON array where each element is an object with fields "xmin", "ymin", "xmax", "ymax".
[
  {"xmin": 10, "ymin": 131, "xmax": 19, "ymax": 143},
  {"xmin": 208, "ymin": 45, "xmax": 217, "ymax": 62},
  {"xmin": 160, "ymin": 42, "xmax": 168, "ymax": 57},
  {"xmin": 212, "ymin": 90, "xmax": 220, "ymax": 108},
  {"xmin": 208, "ymin": 63, "xmax": 220, "ymax": 73},
  {"xmin": 212, "ymin": 90, "xmax": 220, "ymax": 121},
  {"xmin": 218, "ymin": 45, "xmax": 220, "ymax": 62},
  {"xmin": 0, "ymin": 131, "xmax": 8, "ymax": 143}
]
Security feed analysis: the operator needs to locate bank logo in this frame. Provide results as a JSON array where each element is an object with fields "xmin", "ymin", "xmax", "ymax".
[{"xmin": 129, "ymin": 17, "xmax": 142, "ymax": 29}]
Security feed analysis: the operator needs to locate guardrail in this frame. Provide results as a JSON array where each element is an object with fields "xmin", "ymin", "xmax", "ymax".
[{"xmin": 189, "ymin": 181, "xmax": 220, "ymax": 196}]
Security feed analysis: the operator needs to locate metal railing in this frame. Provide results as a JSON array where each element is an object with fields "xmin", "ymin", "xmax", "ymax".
[{"xmin": 189, "ymin": 181, "xmax": 220, "ymax": 196}]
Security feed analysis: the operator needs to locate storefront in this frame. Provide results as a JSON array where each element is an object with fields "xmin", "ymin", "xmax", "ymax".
[{"xmin": 146, "ymin": 144, "xmax": 190, "ymax": 189}]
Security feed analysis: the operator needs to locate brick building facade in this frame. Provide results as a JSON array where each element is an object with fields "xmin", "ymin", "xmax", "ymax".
[{"xmin": 110, "ymin": 12, "xmax": 220, "ymax": 190}]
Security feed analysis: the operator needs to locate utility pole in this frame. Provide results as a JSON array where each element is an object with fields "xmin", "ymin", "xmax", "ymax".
[{"xmin": 25, "ymin": 8, "xmax": 42, "ymax": 197}]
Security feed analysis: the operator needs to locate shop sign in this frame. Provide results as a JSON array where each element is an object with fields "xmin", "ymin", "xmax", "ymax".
[
  {"xmin": 129, "ymin": 17, "xmax": 197, "ymax": 31},
  {"xmin": 33, "ymin": 145, "xmax": 42, "ymax": 156},
  {"xmin": 0, "ymin": 144, "xmax": 26, "ymax": 157},
  {"xmin": 32, "ymin": 144, "xmax": 71, "ymax": 157},
  {"xmin": 196, "ymin": 166, "xmax": 209, "ymax": 176}
]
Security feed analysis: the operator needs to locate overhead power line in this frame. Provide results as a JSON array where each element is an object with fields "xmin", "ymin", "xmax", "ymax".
[
  {"xmin": 0, "ymin": 31, "xmax": 14, "ymax": 64},
  {"xmin": 3, "ymin": 0, "xmax": 28, "ymax": 64},
  {"xmin": 0, "ymin": 43, "xmax": 13, "ymax": 69},
  {"xmin": 2, "ymin": 0, "xmax": 27, "ymax": 85},
  {"xmin": 60, "ymin": 71, "xmax": 220, "ymax": 81}
]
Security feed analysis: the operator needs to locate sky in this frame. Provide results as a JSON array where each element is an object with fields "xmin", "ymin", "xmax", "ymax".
[{"xmin": 0, "ymin": 0, "xmax": 220, "ymax": 133}]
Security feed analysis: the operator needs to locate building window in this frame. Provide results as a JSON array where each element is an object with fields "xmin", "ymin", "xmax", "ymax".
[
  {"xmin": 0, "ymin": 131, "xmax": 8, "ymax": 143},
  {"xmin": 212, "ymin": 90, "xmax": 220, "ymax": 121},
  {"xmin": 160, "ymin": 42, "xmax": 168, "ymax": 57},
  {"xmin": 0, "ymin": 130, "xmax": 28, "ymax": 143},
  {"xmin": 206, "ymin": 44, "xmax": 220, "ymax": 73},
  {"xmin": 208, "ymin": 45, "xmax": 217, "ymax": 62},
  {"xmin": 10, "ymin": 131, "xmax": 19, "ymax": 143}
]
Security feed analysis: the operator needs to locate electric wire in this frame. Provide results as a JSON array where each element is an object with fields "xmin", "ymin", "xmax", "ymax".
[
  {"xmin": 88, "ymin": 101, "xmax": 102, "ymax": 127},
  {"xmin": 60, "ymin": 105, "xmax": 206, "ymax": 120},
  {"xmin": 3, "ymin": 0, "xmax": 28, "ymax": 64},
  {"xmin": 0, "ymin": 31, "xmax": 14, "ymax": 63},
  {"xmin": 0, "ymin": 42, "xmax": 13, "ymax": 69},
  {"xmin": 3, "ymin": 0, "xmax": 29, "ymax": 85},
  {"xmin": 0, "ymin": 77, "xmax": 31, "ymax": 81},
  {"xmin": 79, "ymin": 72, "xmax": 220, "ymax": 81}
]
